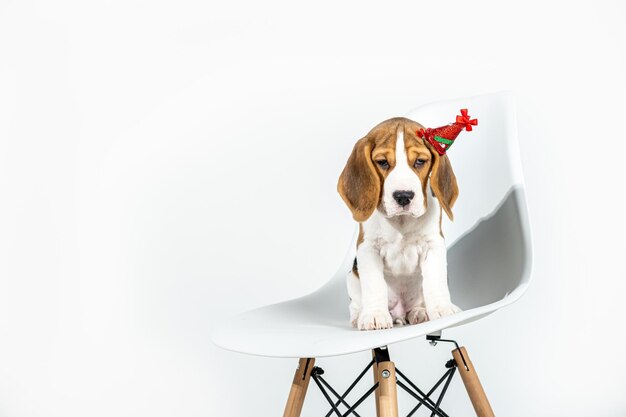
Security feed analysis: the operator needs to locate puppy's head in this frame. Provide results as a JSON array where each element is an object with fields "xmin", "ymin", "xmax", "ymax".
[{"xmin": 337, "ymin": 117, "xmax": 458, "ymax": 222}]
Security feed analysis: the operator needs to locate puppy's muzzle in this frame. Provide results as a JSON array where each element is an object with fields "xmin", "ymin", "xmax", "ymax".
[{"xmin": 392, "ymin": 190, "xmax": 415, "ymax": 207}]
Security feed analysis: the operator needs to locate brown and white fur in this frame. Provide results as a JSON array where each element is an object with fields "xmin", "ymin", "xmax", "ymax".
[{"xmin": 338, "ymin": 117, "xmax": 461, "ymax": 331}]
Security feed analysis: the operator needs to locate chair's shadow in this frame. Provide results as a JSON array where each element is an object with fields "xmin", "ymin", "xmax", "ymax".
[{"xmin": 448, "ymin": 187, "xmax": 527, "ymax": 310}]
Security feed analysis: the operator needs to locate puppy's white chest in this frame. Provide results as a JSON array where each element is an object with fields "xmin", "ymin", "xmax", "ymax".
[{"xmin": 380, "ymin": 238, "xmax": 424, "ymax": 276}]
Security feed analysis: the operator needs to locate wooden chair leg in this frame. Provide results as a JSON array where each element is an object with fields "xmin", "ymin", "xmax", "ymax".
[
  {"xmin": 452, "ymin": 346, "xmax": 495, "ymax": 417},
  {"xmin": 375, "ymin": 360, "xmax": 399, "ymax": 417},
  {"xmin": 372, "ymin": 350, "xmax": 381, "ymax": 417},
  {"xmin": 282, "ymin": 358, "xmax": 315, "ymax": 417}
]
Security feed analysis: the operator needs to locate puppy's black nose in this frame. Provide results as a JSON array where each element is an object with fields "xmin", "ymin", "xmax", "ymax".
[{"xmin": 393, "ymin": 190, "xmax": 415, "ymax": 207}]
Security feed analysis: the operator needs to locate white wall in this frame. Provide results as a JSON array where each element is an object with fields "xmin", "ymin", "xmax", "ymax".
[{"xmin": 1, "ymin": 0, "xmax": 625, "ymax": 416}]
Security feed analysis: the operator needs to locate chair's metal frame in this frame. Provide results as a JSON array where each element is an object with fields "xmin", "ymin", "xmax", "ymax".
[{"xmin": 284, "ymin": 337, "xmax": 494, "ymax": 417}]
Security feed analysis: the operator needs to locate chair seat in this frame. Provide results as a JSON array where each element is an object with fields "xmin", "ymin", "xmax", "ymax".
[
  {"xmin": 211, "ymin": 92, "xmax": 533, "ymax": 358},
  {"xmin": 211, "ymin": 284, "xmax": 528, "ymax": 359}
]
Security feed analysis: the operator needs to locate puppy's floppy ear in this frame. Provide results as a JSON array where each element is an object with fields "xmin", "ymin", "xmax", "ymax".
[
  {"xmin": 337, "ymin": 137, "xmax": 381, "ymax": 222},
  {"xmin": 430, "ymin": 152, "xmax": 459, "ymax": 220}
]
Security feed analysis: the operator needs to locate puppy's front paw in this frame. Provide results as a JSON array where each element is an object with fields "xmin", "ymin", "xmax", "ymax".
[
  {"xmin": 407, "ymin": 307, "xmax": 428, "ymax": 325},
  {"xmin": 357, "ymin": 309, "xmax": 393, "ymax": 330},
  {"xmin": 350, "ymin": 312, "xmax": 359, "ymax": 328},
  {"xmin": 427, "ymin": 303, "xmax": 461, "ymax": 320}
]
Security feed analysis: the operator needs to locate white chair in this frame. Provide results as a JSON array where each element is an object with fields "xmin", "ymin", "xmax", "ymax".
[{"xmin": 211, "ymin": 92, "xmax": 533, "ymax": 417}]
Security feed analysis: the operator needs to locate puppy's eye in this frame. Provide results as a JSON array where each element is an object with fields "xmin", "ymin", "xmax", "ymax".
[
  {"xmin": 376, "ymin": 160, "xmax": 390, "ymax": 169},
  {"xmin": 414, "ymin": 159, "xmax": 427, "ymax": 168}
]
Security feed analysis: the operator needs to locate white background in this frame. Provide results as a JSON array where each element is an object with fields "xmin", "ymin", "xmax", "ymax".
[{"xmin": 1, "ymin": 0, "xmax": 625, "ymax": 416}]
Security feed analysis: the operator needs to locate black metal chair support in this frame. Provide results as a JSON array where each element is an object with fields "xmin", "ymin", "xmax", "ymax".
[{"xmin": 310, "ymin": 342, "xmax": 462, "ymax": 417}]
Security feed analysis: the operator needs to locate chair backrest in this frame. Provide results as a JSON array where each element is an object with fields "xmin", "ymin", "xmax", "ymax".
[
  {"xmin": 324, "ymin": 92, "xmax": 532, "ymax": 311},
  {"xmin": 404, "ymin": 92, "xmax": 533, "ymax": 308}
]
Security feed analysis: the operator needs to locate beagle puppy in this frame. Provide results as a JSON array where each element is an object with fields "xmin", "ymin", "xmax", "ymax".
[{"xmin": 338, "ymin": 117, "xmax": 461, "ymax": 330}]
